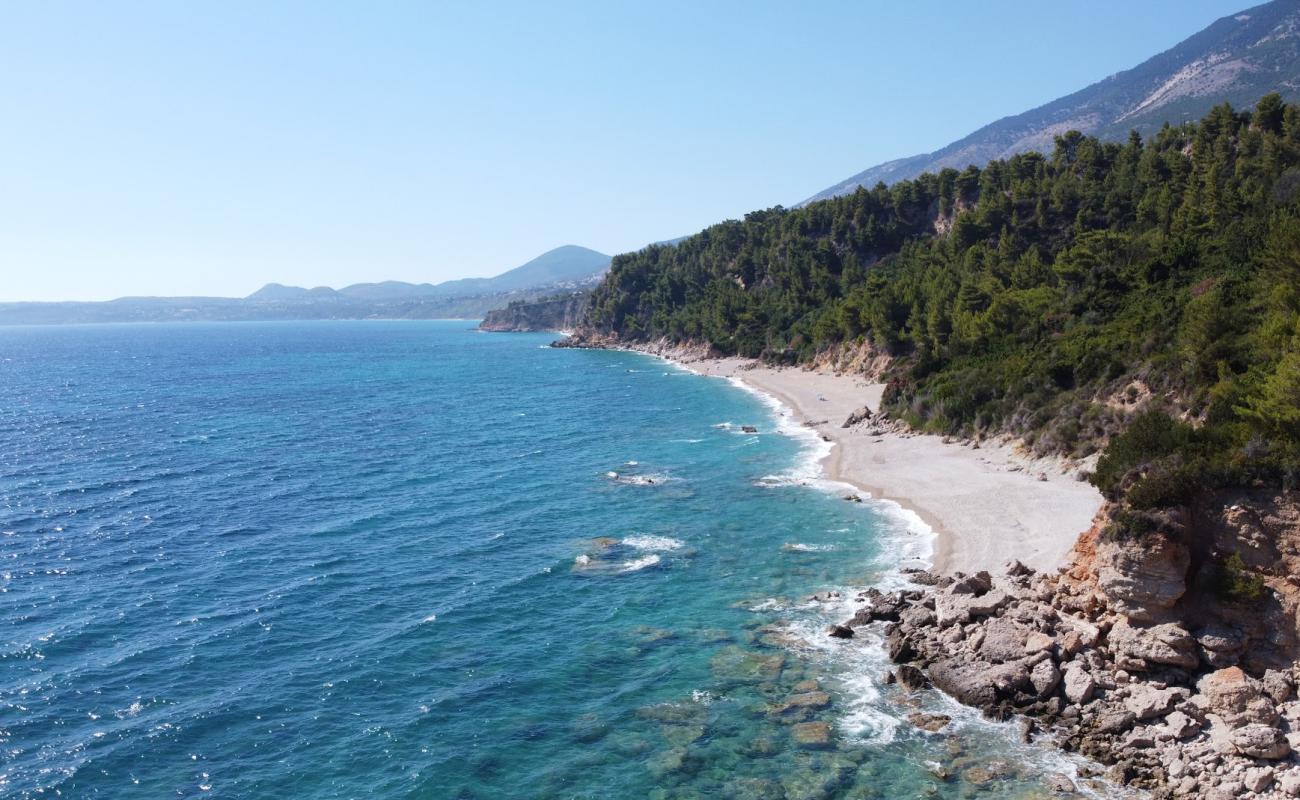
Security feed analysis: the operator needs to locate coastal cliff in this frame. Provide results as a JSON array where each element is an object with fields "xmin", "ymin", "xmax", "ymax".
[
  {"xmin": 849, "ymin": 493, "xmax": 1300, "ymax": 798},
  {"xmin": 479, "ymin": 291, "xmax": 590, "ymax": 332}
]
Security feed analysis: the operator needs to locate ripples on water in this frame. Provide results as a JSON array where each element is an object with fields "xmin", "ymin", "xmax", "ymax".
[{"xmin": 0, "ymin": 321, "xmax": 1102, "ymax": 798}]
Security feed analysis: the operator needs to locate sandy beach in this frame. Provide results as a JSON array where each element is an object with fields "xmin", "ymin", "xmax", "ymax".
[{"xmin": 662, "ymin": 354, "xmax": 1104, "ymax": 575}]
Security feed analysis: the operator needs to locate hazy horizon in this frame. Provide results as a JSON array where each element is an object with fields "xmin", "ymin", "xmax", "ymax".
[{"xmin": 2, "ymin": 1, "xmax": 1248, "ymax": 301}]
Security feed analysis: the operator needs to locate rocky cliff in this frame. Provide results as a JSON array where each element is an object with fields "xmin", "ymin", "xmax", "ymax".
[{"xmin": 478, "ymin": 291, "xmax": 590, "ymax": 332}]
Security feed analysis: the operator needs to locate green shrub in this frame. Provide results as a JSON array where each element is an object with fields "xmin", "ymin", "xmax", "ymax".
[{"xmin": 1212, "ymin": 553, "xmax": 1268, "ymax": 605}]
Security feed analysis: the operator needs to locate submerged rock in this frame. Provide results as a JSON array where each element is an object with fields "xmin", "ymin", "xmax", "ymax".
[
  {"xmin": 710, "ymin": 646, "xmax": 784, "ymax": 684},
  {"xmin": 789, "ymin": 721, "xmax": 833, "ymax": 749},
  {"xmin": 773, "ymin": 691, "xmax": 831, "ymax": 715},
  {"xmin": 907, "ymin": 711, "xmax": 951, "ymax": 732}
]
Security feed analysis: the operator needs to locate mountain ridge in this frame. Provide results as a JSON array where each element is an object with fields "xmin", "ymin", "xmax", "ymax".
[
  {"xmin": 0, "ymin": 244, "xmax": 611, "ymax": 325},
  {"xmin": 805, "ymin": 0, "xmax": 1300, "ymax": 202},
  {"xmin": 245, "ymin": 244, "xmax": 611, "ymax": 304}
]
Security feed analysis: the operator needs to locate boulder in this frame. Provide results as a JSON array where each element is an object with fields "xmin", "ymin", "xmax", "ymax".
[
  {"xmin": 1243, "ymin": 766, "xmax": 1275, "ymax": 793},
  {"xmin": 1006, "ymin": 559, "xmax": 1034, "ymax": 577},
  {"xmin": 1093, "ymin": 530, "xmax": 1189, "ymax": 621},
  {"xmin": 1196, "ymin": 667, "xmax": 1278, "ymax": 727},
  {"xmin": 1121, "ymin": 726, "xmax": 1155, "ymax": 749},
  {"xmin": 1063, "ymin": 664, "xmax": 1096, "ymax": 705},
  {"xmin": 1279, "ymin": 770, "xmax": 1300, "ymax": 797},
  {"xmin": 896, "ymin": 664, "xmax": 929, "ymax": 692},
  {"xmin": 1025, "ymin": 631, "xmax": 1054, "ymax": 654},
  {"xmin": 1264, "ymin": 668, "xmax": 1295, "ymax": 703},
  {"xmin": 1124, "ymin": 684, "xmax": 1181, "ymax": 721},
  {"xmin": 1231, "ymin": 723, "xmax": 1291, "ymax": 760},
  {"xmin": 885, "ymin": 629, "xmax": 916, "ymax": 663},
  {"xmin": 1107, "ymin": 619, "xmax": 1198, "ymax": 671},
  {"xmin": 1162, "ymin": 710, "xmax": 1201, "ymax": 740},
  {"xmin": 934, "ymin": 589, "xmax": 1005, "ymax": 626},
  {"xmin": 899, "ymin": 605, "xmax": 936, "ymax": 629},
  {"xmin": 1196, "ymin": 624, "xmax": 1246, "ymax": 668},
  {"xmin": 949, "ymin": 571, "xmax": 993, "ymax": 595},
  {"xmin": 1092, "ymin": 709, "xmax": 1137, "ymax": 735},
  {"xmin": 1030, "ymin": 660, "xmax": 1061, "ymax": 698},
  {"xmin": 927, "ymin": 656, "xmax": 1039, "ymax": 710},
  {"xmin": 826, "ymin": 624, "xmax": 854, "ymax": 639},
  {"xmin": 1057, "ymin": 615, "xmax": 1102, "ymax": 648},
  {"xmin": 978, "ymin": 618, "xmax": 1032, "ymax": 663}
]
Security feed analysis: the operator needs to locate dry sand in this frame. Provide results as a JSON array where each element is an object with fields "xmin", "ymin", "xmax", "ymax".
[{"xmin": 668, "ymin": 355, "xmax": 1103, "ymax": 575}]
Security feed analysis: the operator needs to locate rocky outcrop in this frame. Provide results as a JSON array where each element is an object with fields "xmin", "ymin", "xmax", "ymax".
[
  {"xmin": 479, "ymin": 291, "xmax": 590, "ymax": 332},
  {"xmin": 1058, "ymin": 506, "xmax": 1192, "ymax": 623},
  {"xmin": 1093, "ymin": 530, "xmax": 1190, "ymax": 622},
  {"xmin": 841, "ymin": 546, "xmax": 1300, "ymax": 798},
  {"xmin": 841, "ymin": 406, "xmax": 872, "ymax": 428}
]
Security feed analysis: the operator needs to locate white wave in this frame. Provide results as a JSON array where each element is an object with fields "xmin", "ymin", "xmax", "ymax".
[
  {"xmin": 573, "ymin": 554, "xmax": 591, "ymax": 567},
  {"xmin": 742, "ymin": 597, "xmax": 788, "ymax": 612},
  {"xmin": 622, "ymin": 534, "xmax": 684, "ymax": 551},
  {"xmin": 605, "ymin": 471, "xmax": 673, "ymax": 486},
  {"xmin": 619, "ymin": 554, "xmax": 661, "ymax": 572},
  {"xmin": 753, "ymin": 473, "xmax": 811, "ymax": 488},
  {"xmin": 421, "ymin": 614, "xmax": 437, "ymax": 623},
  {"xmin": 836, "ymin": 667, "xmax": 902, "ymax": 745},
  {"xmin": 690, "ymin": 689, "xmax": 714, "ymax": 705},
  {"xmin": 782, "ymin": 542, "xmax": 834, "ymax": 552}
]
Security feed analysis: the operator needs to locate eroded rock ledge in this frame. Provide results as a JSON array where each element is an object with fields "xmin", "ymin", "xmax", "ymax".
[{"xmin": 845, "ymin": 498, "xmax": 1300, "ymax": 799}]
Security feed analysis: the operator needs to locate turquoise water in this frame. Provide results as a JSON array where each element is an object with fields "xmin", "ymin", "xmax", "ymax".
[{"xmin": 0, "ymin": 321, "xmax": 1092, "ymax": 798}]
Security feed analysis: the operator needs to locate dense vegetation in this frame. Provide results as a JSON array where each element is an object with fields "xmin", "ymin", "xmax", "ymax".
[{"xmin": 584, "ymin": 96, "xmax": 1300, "ymax": 509}]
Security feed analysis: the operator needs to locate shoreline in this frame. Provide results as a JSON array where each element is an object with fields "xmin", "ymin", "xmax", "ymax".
[{"xmin": 621, "ymin": 344, "xmax": 1103, "ymax": 575}]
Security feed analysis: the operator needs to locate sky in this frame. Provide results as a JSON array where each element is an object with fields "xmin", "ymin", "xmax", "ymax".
[{"xmin": 0, "ymin": 0, "xmax": 1255, "ymax": 301}]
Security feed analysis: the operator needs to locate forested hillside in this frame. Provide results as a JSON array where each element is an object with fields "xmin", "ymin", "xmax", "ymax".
[{"xmin": 582, "ymin": 96, "xmax": 1300, "ymax": 512}]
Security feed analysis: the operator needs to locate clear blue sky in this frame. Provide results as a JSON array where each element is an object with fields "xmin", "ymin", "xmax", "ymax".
[{"xmin": 1, "ymin": 0, "xmax": 1252, "ymax": 301}]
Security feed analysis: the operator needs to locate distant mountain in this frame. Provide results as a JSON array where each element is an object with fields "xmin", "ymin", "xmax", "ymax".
[
  {"xmin": 408, "ymin": 244, "xmax": 611, "ymax": 299},
  {"xmin": 0, "ymin": 244, "xmax": 611, "ymax": 325},
  {"xmin": 805, "ymin": 0, "xmax": 1300, "ymax": 202},
  {"xmin": 246, "ymin": 283, "xmax": 341, "ymax": 302},
  {"xmin": 243, "ymin": 245, "xmax": 610, "ymax": 306}
]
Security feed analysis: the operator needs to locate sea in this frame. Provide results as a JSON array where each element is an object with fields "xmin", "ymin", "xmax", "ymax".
[{"xmin": 0, "ymin": 320, "xmax": 1104, "ymax": 799}]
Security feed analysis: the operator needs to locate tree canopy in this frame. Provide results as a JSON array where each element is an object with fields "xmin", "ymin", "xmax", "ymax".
[{"xmin": 584, "ymin": 95, "xmax": 1300, "ymax": 504}]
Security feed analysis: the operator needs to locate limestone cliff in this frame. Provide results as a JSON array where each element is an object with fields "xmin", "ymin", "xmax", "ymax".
[{"xmin": 478, "ymin": 291, "xmax": 590, "ymax": 333}]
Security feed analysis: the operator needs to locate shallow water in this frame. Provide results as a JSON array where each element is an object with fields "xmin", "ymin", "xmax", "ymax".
[{"xmin": 0, "ymin": 321, "xmax": 1102, "ymax": 798}]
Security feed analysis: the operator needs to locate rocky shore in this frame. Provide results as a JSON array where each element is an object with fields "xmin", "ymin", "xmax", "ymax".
[{"xmin": 836, "ymin": 496, "xmax": 1300, "ymax": 799}]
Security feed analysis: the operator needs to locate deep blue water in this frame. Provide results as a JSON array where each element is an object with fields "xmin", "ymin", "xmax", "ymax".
[{"xmin": 0, "ymin": 321, "xmax": 1095, "ymax": 799}]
